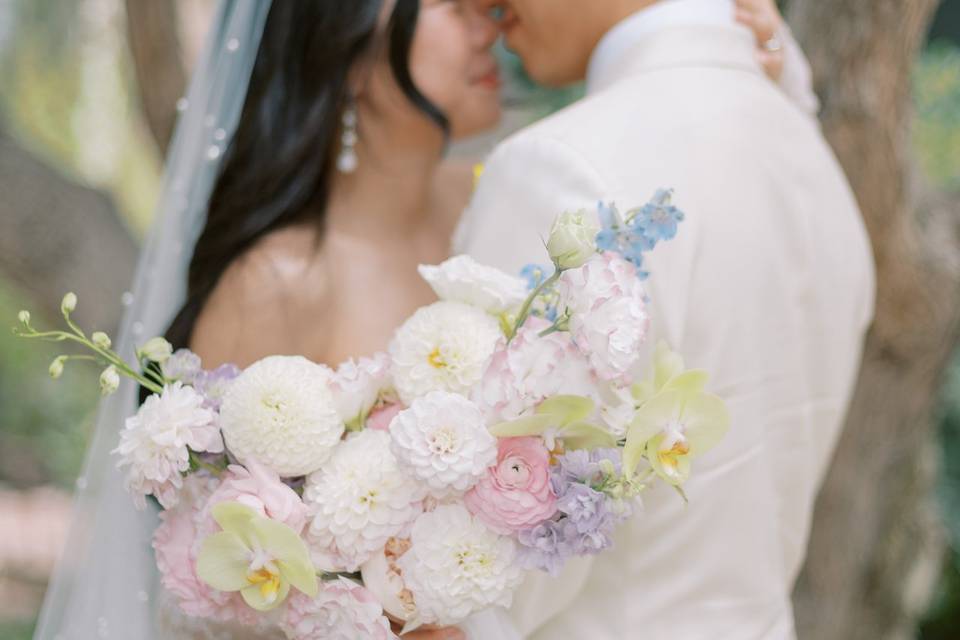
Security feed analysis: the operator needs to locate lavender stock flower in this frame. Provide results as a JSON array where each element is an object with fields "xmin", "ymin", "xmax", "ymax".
[{"xmin": 193, "ymin": 363, "xmax": 241, "ymax": 411}]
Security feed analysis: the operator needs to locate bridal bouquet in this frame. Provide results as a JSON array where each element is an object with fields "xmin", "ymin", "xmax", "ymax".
[{"xmin": 15, "ymin": 190, "xmax": 729, "ymax": 638}]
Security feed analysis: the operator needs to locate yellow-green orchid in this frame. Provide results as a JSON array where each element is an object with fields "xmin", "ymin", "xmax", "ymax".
[
  {"xmin": 197, "ymin": 501, "xmax": 318, "ymax": 611},
  {"xmin": 490, "ymin": 395, "xmax": 616, "ymax": 450},
  {"xmin": 630, "ymin": 340, "xmax": 710, "ymax": 405},
  {"xmin": 622, "ymin": 389, "xmax": 729, "ymax": 485}
]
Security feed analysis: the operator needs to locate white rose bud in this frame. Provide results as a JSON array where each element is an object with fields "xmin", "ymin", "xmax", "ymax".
[
  {"xmin": 547, "ymin": 211, "xmax": 599, "ymax": 270},
  {"xmin": 92, "ymin": 331, "xmax": 112, "ymax": 350},
  {"xmin": 61, "ymin": 292, "xmax": 78, "ymax": 315},
  {"xmin": 99, "ymin": 365, "xmax": 120, "ymax": 395},
  {"xmin": 49, "ymin": 356, "xmax": 66, "ymax": 379},
  {"xmin": 17, "ymin": 310, "xmax": 30, "ymax": 326},
  {"xmin": 140, "ymin": 337, "xmax": 173, "ymax": 363}
]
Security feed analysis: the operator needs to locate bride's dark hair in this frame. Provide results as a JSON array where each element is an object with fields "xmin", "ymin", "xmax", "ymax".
[{"xmin": 165, "ymin": 0, "xmax": 447, "ymax": 350}]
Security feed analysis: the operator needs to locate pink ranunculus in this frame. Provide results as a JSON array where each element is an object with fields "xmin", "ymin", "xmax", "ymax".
[
  {"xmin": 465, "ymin": 437, "xmax": 557, "ymax": 534},
  {"xmin": 204, "ymin": 458, "xmax": 308, "ymax": 534},
  {"xmin": 281, "ymin": 577, "xmax": 397, "ymax": 640},
  {"xmin": 365, "ymin": 402, "xmax": 403, "ymax": 432},
  {"xmin": 153, "ymin": 475, "xmax": 259, "ymax": 626}
]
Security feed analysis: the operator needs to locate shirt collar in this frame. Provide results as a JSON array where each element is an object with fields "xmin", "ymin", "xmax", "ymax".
[{"xmin": 586, "ymin": 0, "xmax": 737, "ymax": 94}]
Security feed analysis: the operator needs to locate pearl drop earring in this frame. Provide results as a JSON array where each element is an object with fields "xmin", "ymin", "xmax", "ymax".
[{"xmin": 337, "ymin": 101, "xmax": 359, "ymax": 174}]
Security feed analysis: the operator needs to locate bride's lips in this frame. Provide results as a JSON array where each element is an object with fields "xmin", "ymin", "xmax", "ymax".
[{"xmin": 475, "ymin": 66, "xmax": 501, "ymax": 90}]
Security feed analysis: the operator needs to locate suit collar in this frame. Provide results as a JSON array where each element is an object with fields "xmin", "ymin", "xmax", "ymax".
[{"xmin": 586, "ymin": 23, "xmax": 765, "ymax": 95}]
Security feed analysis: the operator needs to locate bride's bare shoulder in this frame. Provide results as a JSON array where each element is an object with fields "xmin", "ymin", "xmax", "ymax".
[
  {"xmin": 432, "ymin": 158, "xmax": 477, "ymax": 235},
  {"xmin": 190, "ymin": 224, "xmax": 329, "ymax": 369}
]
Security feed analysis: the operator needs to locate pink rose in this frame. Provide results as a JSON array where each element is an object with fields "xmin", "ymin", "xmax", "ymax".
[
  {"xmin": 153, "ymin": 475, "xmax": 259, "ymax": 625},
  {"xmin": 204, "ymin": 458, "xmax": 308, "ymax": 534},
  {"xmin": 366, "ymin": 402, "xmax": 403, "ymax": 432},
  {"xmin": 465, "ymin": 437, "xmax": 557, "ymax": 534}
]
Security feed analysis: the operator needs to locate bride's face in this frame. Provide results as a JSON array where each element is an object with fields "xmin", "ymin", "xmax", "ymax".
[
  {"xmin": 414, "ymin": 0, "xmax": 501, "ymax": 138},
  {"xmin": 367, "ymin": 0, "xmax": 502, "ymax": 140}
]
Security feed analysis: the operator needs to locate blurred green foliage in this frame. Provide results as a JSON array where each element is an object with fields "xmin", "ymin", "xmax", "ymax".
[
  {"xmin": 0, "ymin": 282, "xmax": 98, "ymax": 489},
  {"xmin": 914, "ymin": 42, "xmax": 960, "ymax": 190}
]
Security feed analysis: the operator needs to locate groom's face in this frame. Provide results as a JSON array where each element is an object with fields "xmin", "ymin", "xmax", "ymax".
[{"xmin": 484, "ymin": 0, "xmax": 616, "ymax": 86}]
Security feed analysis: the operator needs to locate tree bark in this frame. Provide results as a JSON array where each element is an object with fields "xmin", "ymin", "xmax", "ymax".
[
  {"xmin": 0, "ymin": 129, "xmax": 137, "ymax": 331},
  {"xmin": 788, "ymin": 1, "xmax": 960, "ymax": 638},
  {"xmin": 124, "ymin": 0, "xmax": 186, "ymax": 154}
]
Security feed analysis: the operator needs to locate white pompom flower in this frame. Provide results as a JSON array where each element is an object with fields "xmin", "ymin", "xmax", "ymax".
[
  {"xmin": 398, "ymin": 504, "xmax": 523, "ymax": 626},
  {"xmin": 418, "ymin": 255, "xmax": 529, "ymax": 315},
  {"xmin": 303, "ymin": 430, "xmax": 424, "ymax": 572},
  {"xmin": 114, "ymin": 382, "xmax": 222, "ymax": 509},
  {"xmin": 389, "ymin": 301, "xmax": 502, "ymax": 405},
  {"xmin": 219, "ymin": 356, "xmax": 344, "ymax": 477},
  {"xmin": 389, "ymin": 391, "xmax": 497, "ymax": 498}
]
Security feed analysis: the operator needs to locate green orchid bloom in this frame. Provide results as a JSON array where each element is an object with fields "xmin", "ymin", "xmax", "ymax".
[
  {"xmin": 489, "ymin": 395, "xmax": 616, "ymax": 450},
  {"xmin": 622, "ymin": 389, "xmax": 730, "ymax": 486},
  {"xmin": 197, "ymin": 501, "xmax": 318, "ymax": 611},
  {"xmin": 630, "ymin": 340, "xmax": 710, "ymax": 405}
]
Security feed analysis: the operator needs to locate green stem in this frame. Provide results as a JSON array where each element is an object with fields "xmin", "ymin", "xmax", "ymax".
[
  {"xmin": 510, "ymin": 270, "xmax": 561, "ymax": 341},
  {"xmin": 189, "ymin": 450, "xmax": 224, "ymax": 477}
]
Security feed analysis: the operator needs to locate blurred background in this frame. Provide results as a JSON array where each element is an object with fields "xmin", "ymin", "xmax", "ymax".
[{"xmin": 0, "ymin": 1, "xmax": 957, "ymax": 639}]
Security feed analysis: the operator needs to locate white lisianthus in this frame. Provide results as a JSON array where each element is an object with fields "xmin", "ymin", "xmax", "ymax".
[
  {"xmin": 547, "ymin": 210, "xmax": 599, "ymax": 270},
  {"xmin": 113, "ymin": 382, "xmax": 223, "ymax": 509},
  {"xmin": 140, "ymin": 337, "xmax": 174, "ymax": 363},
  {"xmin": 559, "ymin": 252, "xmax": 650, "ymax": 385},
  {"xmin": 303, "ymin": 430, "xmax": 424, "ymax": 572},
  {"xmin": 48, "ymin": 356, "xmax": 66, "ymax": 380},
  {"xmin": 60, "ymin": 292, "xmax": 77, "ymax": 314},
  {"xmin": 389, "ymin": 301, "xmax": 502, "ymax": 405},
  {"xmin": 330, "ymin": 353, "xmax": 392, "ymax": 429},
  {"xmin": 418, "ymin": 255, "xmax": 529, "ymax": 315},
  {"xmin": 389, "ymin": 391, "xmax": 497, "ymax": 498},
  {"xmin": 219, "ymin": 356, "xmax": 344, "ymax": 477},
  {"xmin": 99, "ymin": 365, "xmax": 120, "ymax": 395},
  {"xmin": 17, "ymin": 310, "xmax": 30, "ymax": 325},
  {"xmin": 398, "ymin": 504, "xmax": 523, "ymax": 626},
  {"xmin": 91, "ymin": 331, "xmax": 112, "ymax": 349}
]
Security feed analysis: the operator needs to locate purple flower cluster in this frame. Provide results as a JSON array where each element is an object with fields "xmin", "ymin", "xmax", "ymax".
[
  {"xmin": 193, "ymin": 363, "xmax": 241, "ymax": 411},
  {"xmin": 161, "ymin": 349, "xmax": 240, "ymax": 411},
  {"xmin": 516, "ymin": 449, "xmax": 628, "ymax": 576}
]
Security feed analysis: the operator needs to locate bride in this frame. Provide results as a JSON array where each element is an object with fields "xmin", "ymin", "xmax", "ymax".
[{"xmin": 35, "ymin": 0, "xmax": 808, "ymax": 638}]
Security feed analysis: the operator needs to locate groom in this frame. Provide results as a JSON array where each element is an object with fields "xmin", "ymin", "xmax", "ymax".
[{"xmin": 456, "ymin": 0, "xmax": 875, "ymax": 638}]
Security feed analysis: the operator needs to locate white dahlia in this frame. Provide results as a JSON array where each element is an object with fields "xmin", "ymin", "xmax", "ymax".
[
  {"xmin": 418, "ymin": 255, "xmax": 529, "ymax": 315},
  {"xmin": 219, "ymin": 356, "xmax": 344, "ymax": 477},
  {"xmin": 303, "ymin": 430, "xmax": 423, "ymax": 572},
  {"xmin": 398, "ymin": 504, "xmax": 523, "ymax": 626},
  {"xmin": 114, "ymin": 382, "xmax": 222, "ymax": 509},
  {"xmin": 389, "ymin": 391, "xmax": 497, "ymax": 498},
  {"xmin": 389, "ymin": 301, "xmax": 502, "ymax": 405}
]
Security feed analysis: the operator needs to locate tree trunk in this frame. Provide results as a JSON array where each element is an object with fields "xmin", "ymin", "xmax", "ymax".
[
  {"xmin": 788, "ymin": 1, "xmax": 960, "ymax": 638},
  {"xmin": 124, "ymin": 0, "xmax": 185, "ymax": 155},
  {"xmin": 0, "ymin": 129, "xmax": 137, "ymax": 331}
]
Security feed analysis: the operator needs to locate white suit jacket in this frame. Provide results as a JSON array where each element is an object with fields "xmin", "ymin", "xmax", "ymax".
[{"xmin": 454, "ymin": 21, "xmax": 875, "ymax": 640}]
